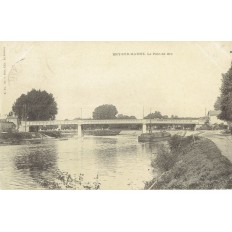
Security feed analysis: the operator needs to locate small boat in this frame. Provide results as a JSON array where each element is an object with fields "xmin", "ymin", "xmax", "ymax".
[
  {"xmin": 138, "ymin": 131, "xmax": 171, "ymax": 142},
  {"xmin": 139, "ymin": 108, "xmax": 171, "ymax": 142},
  {"xmin": 84, "ymin": 129, "xmax": 121, "ymax": 136}
]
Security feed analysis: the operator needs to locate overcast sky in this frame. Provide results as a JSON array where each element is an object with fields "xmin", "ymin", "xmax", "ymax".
[{"xmin": 1, "ymin": 41, "xmax": 232, "ymax": 119}]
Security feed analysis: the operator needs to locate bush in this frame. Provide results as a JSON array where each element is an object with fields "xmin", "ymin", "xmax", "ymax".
[
  {"xmin": 169, "ymin": 135, "xmax": 182, "ymax": 151},
  {"xmin": 154, "ymin": 135, "xmax": 198, "ymax": 173},
  {"xmin": 170, "ymin": 135, "xmax": 199, "ymax": 151},
  {"xmin": 153, "ymin": 144, "xmax": 177, "ymax": 172}
]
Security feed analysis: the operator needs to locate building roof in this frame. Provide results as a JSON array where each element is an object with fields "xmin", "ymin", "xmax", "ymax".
[
  {"xmin": 7, "ymin": 115, "xmax": 18, "ymax": 119},
  {"xmin": 208, "ymin": 110, "xmax": 221, "ymax": 116}
]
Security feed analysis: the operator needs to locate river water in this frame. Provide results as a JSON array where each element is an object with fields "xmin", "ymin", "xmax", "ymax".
[{"xmin": 0, "ymin": 132, "xmax": 159, "ymax": 190}]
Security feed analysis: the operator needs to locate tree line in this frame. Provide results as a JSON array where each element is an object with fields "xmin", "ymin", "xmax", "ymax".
[{"xmin": 11, "ymin": 90, "xmax": 182, "ymax": 121}]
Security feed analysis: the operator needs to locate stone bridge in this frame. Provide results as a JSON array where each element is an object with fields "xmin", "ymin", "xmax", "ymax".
[{"xmin": 19, "ymin": 118, "xmax": 202, "ymax": 136}]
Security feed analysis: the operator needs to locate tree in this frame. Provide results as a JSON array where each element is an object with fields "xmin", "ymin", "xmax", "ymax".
[
  {"xmin": 117, "ymin": 114, "xmax": 136, "ymax": 119},
  {"xmin": 12, "ymin": 89, "xmax": 58, "ymax": 121},
  {"xmin": 218, "ymin": 64, "xmax": 232, "ymax": 125},
  {"xmin": 171, "ymin": 115, "xmax": 178, "ymax": 119},
  {"xmin": 8, "ymin": 111, "xmax": 14, "ymax": 116},
  {"xmin": 144, "ymin": 111, "xmax": 163, "ymax": 119},
  {"xmin": 214, "ymin": 96, "xmax": 221, "ymax": 111},
  {"xmin": 92, "ymin": 104, "xmax": 118, "ymax": 119}
]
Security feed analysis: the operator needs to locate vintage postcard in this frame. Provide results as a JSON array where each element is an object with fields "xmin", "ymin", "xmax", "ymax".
[{"xmin": 0, "ymin": 41, "xmax": 232, "ymax": 190}]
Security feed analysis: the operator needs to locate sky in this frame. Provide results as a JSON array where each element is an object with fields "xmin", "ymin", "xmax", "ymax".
[{"xmin": 0, "ymin": 41, "xmax": 232, "ymax": 120}]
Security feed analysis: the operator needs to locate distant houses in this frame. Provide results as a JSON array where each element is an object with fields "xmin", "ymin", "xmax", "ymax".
[{"xmin": 0, "ymin": 115, "xmax": 19, "ymax": 133}]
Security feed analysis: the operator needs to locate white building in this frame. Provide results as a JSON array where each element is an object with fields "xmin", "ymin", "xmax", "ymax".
[
  {"xmin": 208, "ymin": 110, "xmax": 227, "ymax": 125},
  {"xmin": 6, "ymin": 115, "xmax": 19, "ymax": 130}
]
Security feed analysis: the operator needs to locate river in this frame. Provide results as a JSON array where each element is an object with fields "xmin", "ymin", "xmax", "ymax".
[{"xmin": 0, "ymin": 132, "xmax": 159, "ymax": 190}]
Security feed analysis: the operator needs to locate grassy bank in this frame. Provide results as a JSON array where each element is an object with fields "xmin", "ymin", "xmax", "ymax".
[
  {"xmin": 0, "ymin": 132, "xmax": 42, "ymax": 141},
  {"xmin": 0, "ymin": 131, "xmax": 78, "ymax": 145},
  {"xmin": 146, "ymin": 135, "xmax": 232, "ymax": 189}
]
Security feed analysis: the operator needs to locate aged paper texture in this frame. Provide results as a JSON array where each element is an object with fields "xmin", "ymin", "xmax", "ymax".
[{"xmin": 0, "ymin": 41, "xmax": 232, "ymax": 190}]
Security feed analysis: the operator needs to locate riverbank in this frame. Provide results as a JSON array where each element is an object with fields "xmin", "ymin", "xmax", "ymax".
[
  {"xmin": 146, "ymin": 135, "xmax": 232, "ymax": 189},
  {"xmin": 0, "ymin": 132, "xmax": 43, "ymax": 145},
  {"xmin": 201, "ymin": 131, "xmax": 232, "ymax": 163},
  {"xmin": 0, "ymin": 131, "xmax": 77, "ymax": 145}
]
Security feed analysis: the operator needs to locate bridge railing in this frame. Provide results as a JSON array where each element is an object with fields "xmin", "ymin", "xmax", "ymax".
[
  {"xmin": 81, "ymin": 119, "xmax": 143, "ymax": 124},
  {"xmin": 23, "ymin": 118, "xmax": 199, "ymax": 126}
]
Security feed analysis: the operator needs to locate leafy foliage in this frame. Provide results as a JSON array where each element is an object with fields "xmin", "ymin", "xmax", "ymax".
[
  {"xmin": 170, "ymin": 115, "xmax": 178, "ymax": 119},
  {"xmin": 144, "ymin": 111, "xmax": 162, "ymax": 119},
  {"xmin": 144, "ymin": 111, "xmax": 178, "ymax": 119},
  {"xmin": 92, "ymin": 104, "xmax": 118, "ymax": 119},
  {"xmin": 214, "ymin": 96, "xmax": 221, "ymax": 110},
  {"xmin": 153, "ymin": 144, "xmax": 177, "ymax": 172},
  {"xmin": 117, "ymin": 114, "xmax": 136, "ymax": 119},
  {"xmin": 12, "ymin": 89, "xmax": 58, "ymax": 121},
  {"xmin": 218, "ymin": 64, "xmax": 232, "ymax": 122},
  {"xmin": 39, "ymin": 171, "xmax": 101, "ymax": 190}
]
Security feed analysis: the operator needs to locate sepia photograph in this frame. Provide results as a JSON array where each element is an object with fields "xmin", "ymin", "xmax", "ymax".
[
  {"xmin": 2, "ymin": 1, "xmax": 232, "ymax": 232},
  {"xmin": 1, "ymin": 41, "xmax": 232, "ymax": 190}
]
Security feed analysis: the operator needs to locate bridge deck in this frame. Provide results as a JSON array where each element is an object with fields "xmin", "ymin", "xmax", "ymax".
[{"xmin": 23, "ymin": 119, "xmax": 200, "ymax": 126}]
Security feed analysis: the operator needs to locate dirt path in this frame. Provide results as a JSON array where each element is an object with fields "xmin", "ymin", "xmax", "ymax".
[{"xmin": 200, "ymin": 131, "xmax": 232, "ymax": 162}]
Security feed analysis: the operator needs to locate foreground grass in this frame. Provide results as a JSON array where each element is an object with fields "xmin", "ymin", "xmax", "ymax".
[
  {"xmin": 35, "ymin": 170, "xmax": 101, "ymax": 190},
  {"xmin": 146, "ymin": 135, "xmax": 232, "ymax": 189}
]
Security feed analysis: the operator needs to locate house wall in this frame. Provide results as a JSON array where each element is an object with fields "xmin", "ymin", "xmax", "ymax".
[
  {"xmin": 6, "ymin": 117, "xmax": 19, "ymax": 129},
  {"xmin": 0, "ymin": 122, "xmax": 16, "ymax": 132},
  {"xmin": 209, "ymin": 116, "xmax": 227, "ymax": 125}
]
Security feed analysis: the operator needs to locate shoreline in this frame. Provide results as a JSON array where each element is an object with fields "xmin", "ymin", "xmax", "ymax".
[
  {"xmin": 0, "ymin": 131, "xmax": 68, "ymax": 145},
  {"xmin": 0, "ymin": 129, "xmax": 219, "ymax": 146},
  {"xmin": 146, "ymin": 135, "xmax": 232, "ymax": 190}
]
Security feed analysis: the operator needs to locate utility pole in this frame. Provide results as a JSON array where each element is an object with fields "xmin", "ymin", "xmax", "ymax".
[
  {"xmin": 149, "ymin": 107, "xmax": 152, "ymax": 133},
  {"xmin": 23, "ymin": 104, "xmax": 27, "ymax": 132},
  {"xmin": 80, "ymin": 108, "xmax": 82, "ymax": 119}
]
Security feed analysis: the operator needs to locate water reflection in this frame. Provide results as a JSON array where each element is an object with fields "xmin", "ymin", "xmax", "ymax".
[
  {"xmin": 14, "ymin": 143, "xmax": 59, "ymax": 189},
  {"xmin": 91, "ymin": 138, "xmax": 118, "ymax": 169},
  {"xmin": 14, "ymin": 144, "xmax": 57, "ymax": 171},
  {"xmin": 141, "ymin": 141, "xmax": 168, "ymax": 154},
  {"xmin": 0, "ymin": 134, "xmax": 157, "ymax": 189}
]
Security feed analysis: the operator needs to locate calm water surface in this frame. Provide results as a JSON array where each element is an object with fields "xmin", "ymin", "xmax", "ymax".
[{"xmin": 0, "ymin": 133, "xmax": 159, "ymax": 190}]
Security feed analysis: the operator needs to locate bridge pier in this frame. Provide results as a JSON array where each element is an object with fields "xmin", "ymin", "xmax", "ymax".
[
  {"xmin": 78, "ymin": 124, "xmax": 83, "ymax": 137},
  {"xmin": 18, "ymin": 122, "xmax": 29, "ymax": 132},
  {"xmin": 142, "ymin": 124, "xmax": 147, "ymax": 133},
  {"xmin": 19, "ymin": 126, "xmax": 29, "ymax": 132},
  {"xmin": 58, "ymin": 125, "xmax": 62, "ymax": 130}
]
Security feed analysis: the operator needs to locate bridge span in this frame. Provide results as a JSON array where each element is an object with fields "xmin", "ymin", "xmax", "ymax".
[{"xmin": 19, "ymin": 118, "xmax": 202, "ymax": 136}]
